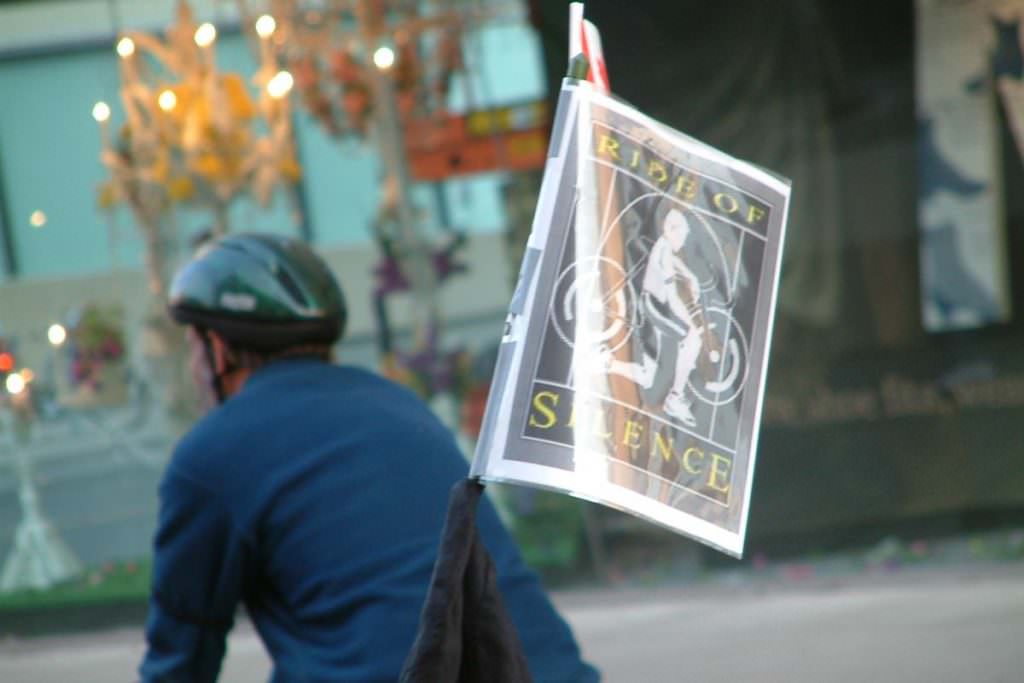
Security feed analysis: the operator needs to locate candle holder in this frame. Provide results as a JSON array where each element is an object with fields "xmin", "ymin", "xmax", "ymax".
[{"xmin": 237, "ymin": 0, "xmax": 520, "ymax": 406}]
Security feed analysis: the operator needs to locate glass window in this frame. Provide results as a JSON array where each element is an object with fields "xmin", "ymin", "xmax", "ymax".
[{"xmin": 0, "ymin": 49, "xmax": 122, "ymax": 278}]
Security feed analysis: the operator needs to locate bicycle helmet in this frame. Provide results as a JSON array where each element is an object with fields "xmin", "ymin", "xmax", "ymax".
[{"xmin": 168, "ymin": 233, "xmax": 346, "ymax": 352}]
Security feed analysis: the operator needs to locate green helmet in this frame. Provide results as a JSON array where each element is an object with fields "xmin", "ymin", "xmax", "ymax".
[{"xmin": 168, "ymin": 233, "xmax": 346, "ymax": 352}]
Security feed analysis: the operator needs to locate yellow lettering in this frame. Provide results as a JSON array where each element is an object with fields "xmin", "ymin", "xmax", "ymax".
[
  {"xmin": 567, "ymin": 401, "xmax": 577, "ymax": 429},
  {"xmin": 654, "ymin": 432, "xmax": 675, "ymax": 462},
  {"xmin": 746, "ymin": 204, "xmax": 766, "ymax": 224},
  {"xmin": 675, "ymin": 174, "xmax": 699, "ymax": 200},
  {"xmin": 528, "ymin": 391, "xmax": 559, "ymax": 429},
  {"xmin": 713, "ymin": 192, "xmax": 740, "ymax": 214},
  {"xmin": 682, "ymin": 447, "xmax": 704, "ymax": 475},
  {"xmin": 629, "ymin": 149, "xmax": 642, "ymax": 169},
  {"xmin": 707, "ymin": 452, "xmax": 732, "ymax": 493},
  {"xmin": 597, "ymin": 134, "xmax": 621, "ymax": 161},
  {"xmin": 648, "ymin": 161, "xmax": 669, "ymax": 184},
  {"xmin": 622, "ymin": 420, "xmax": 644, "ymax": 451}
]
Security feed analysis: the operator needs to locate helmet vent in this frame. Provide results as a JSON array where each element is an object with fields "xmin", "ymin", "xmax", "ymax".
[
  {"xmin": 168, "ymin": 232, "xmax": 345, "ymax": 348},
  {"xmin": 276, "ymin": 266, "xmax": 309, "ymax": 310}
]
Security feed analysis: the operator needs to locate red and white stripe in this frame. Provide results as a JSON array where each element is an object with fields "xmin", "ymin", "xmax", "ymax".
[{"xmin": 569, "ymin": 2, "xmax": 610, "ymax": 93}]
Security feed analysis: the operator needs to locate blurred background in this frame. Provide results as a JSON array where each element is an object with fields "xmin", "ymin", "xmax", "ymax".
[{"xmin": 0, "ymin": 0, "xmax": 1023, "ymax": 681}]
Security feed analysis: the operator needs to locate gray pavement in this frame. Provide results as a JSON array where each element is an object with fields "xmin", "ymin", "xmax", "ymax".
[
  {"xmin": 1, "ymin": 564, "xmax": 1022, "ymax": 682},
  {"xmin": 0, "ymin": 404, "xmax": 171, "ymax": 569}
]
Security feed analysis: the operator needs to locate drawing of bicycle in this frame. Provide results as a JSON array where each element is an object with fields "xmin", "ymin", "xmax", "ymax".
[{"xmin": 551, "ymin": 240, "xmax": 750, "ymax": 406}]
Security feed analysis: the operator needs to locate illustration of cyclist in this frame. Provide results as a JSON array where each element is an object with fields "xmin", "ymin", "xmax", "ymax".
[{"xmin": 602, "ymin": 208, "xmax": 706, "ymax": 427}]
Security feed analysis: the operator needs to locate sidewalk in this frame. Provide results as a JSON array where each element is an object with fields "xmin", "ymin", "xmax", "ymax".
[{"xmin": 1, "ymin": 561, "xmax": 1022, "ymax": 683}]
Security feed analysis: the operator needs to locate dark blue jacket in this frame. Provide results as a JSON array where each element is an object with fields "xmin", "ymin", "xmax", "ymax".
[{"xmin": 139, "ymin": 359, "xmax": 598, "ymax": 682}]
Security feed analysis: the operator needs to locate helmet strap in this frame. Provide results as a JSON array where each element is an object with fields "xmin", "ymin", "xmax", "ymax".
[{"xmin": 198, "ymin": 328, "xmax": 228, "ymax": 404}]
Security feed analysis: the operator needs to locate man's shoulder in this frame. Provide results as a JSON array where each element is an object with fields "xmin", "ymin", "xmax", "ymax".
[
  {"xmin": 314, "ymin": 363, "xmax": 432, "ymax": 407},
  {"xmin": 168, "ymin": 363, "xmax": 426, "ymax": 467},
  {"xmin": 165, "ymin": 407, "xmax": 232, "ymax": 480},
  {"xmin": 246, "ymin": 360, "xmax": 396, "ymax": 395}
]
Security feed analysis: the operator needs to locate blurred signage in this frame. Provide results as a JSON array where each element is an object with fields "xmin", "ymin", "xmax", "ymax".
[{"xmin": 404, "ymin": 101, "xmax": 550, "ymax": 181}]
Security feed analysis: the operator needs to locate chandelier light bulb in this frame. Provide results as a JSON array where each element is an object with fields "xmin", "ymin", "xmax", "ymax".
[
  {"xmin": 116, "ymin": 36, "xmax": 136, "ymax": 58},
  {"xmin": 373, "ymin": 46, "xmax": 396, "ymax": 70},
  {"xmin": 267, "ymin": 70, "xmax": 294, "ymax": 99},
  {"xmin": 255, "ymin": 14, "xmax": 277, "ymax": 38},
  {"xmin": 48, "ymin": 323, "xmax": 67, "ymax": 347},
  {"xmin": 158, "ymin": 89, "xmax": 178, "ymax": 112},
  {"xmin": 5, "ymin": 373, "xmax": 25, "ymax": 396},
  {"xmin": 194, "ymin": 22, "xmax": 217, "ymax": 48},
  {"xmin": 92, "ymin": 101, "xmax": 111, "ymax": 123}
]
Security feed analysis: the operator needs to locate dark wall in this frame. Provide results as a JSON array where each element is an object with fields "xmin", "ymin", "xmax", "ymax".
[
  {"xmin": 533, "ymin": 0, "xmax": 921, "ymax": 351},
  {"xmin": 532, "ymin": 1, "xmax": 1024, "ymax": 549}
]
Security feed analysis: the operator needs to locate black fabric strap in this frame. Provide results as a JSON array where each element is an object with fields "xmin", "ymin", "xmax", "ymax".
[
  {"xmin": 197, "ymin": 327, "xmax": 227, "ymax": 405},
  {"xmin": 399, "ymin": 478, "xmax": 533, "ymax": 683}
]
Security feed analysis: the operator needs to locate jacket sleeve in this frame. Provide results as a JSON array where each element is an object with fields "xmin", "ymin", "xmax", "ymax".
[{"xmin": 139, "ymin": 467, "xmax": 251, "ymax": 683}]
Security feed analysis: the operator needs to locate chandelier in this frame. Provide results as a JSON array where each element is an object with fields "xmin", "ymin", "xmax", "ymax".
[
  {"xmin": 93, "ymin": 0, "xmax": 302, "ymax": 295},
  {"xmin": 233, "ymin": 1, "xmax": 526, "ymax": 400}
]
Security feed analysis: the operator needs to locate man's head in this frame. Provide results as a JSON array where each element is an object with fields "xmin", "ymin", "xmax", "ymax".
[
  {"xmin": 662, "ymin": 209, "xmax": 691, "ymax": 251},
  {"xmin": 168, "ymin": 233, "xmax": 346, "ymax": 405}
]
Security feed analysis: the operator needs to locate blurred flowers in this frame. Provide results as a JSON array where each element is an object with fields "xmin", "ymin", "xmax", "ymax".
[{"xmin": 64, "ymin": 305, "xmax": 125, "ymax": 394}]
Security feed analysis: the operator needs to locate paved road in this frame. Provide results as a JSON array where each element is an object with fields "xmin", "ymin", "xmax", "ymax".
[{"xmin": 1, "ymin": 565, "xmax": 1022, "ymax": 682}]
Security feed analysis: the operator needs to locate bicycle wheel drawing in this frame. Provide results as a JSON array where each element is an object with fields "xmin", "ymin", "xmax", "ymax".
[
  {"xmin": 688, "ymin": 305, "xmax": 749, "ymax": 406},
  {"xmin": 551, "ymin": 256, "xmax": 638, "ymax": 353}
]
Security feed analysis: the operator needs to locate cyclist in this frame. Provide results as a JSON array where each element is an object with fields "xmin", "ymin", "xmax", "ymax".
[
  {"xmin": 603, "ymin": 208, "xmax": 705, "ymax": 426},
  {"xmin": 139, "ymin": 233, "xmax": 598, "ymax": 682}
]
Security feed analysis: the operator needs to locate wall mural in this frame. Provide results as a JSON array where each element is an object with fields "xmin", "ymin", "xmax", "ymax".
[{"xmin": 916, "ymin": 0, "xmax": 1020, "ymax": 331}]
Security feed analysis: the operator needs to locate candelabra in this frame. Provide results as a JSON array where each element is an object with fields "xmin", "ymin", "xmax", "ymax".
[
  {"xmin": 92, "ymin": 0, "xmax": 303, "ymax": 425},
  {"xmin": 94, "ymin": 0, "xmax": 301, "ymax": 298},
  {"xmin": 237, "ymin": 0, "xmax": 522, "ymax": 401}
]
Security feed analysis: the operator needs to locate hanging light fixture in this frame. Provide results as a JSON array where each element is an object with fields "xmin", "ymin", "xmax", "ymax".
[
  {"xmin": 194, "ymin": 22, "xmax": 217, "ymax": 47},
  {"xmin": 373, "ymin": 45, "xmax": 396, "ymax": 70},
  {"xmin": 157, "ymin": 89, "xmax": 178, "ymax": 112},
  {"xmin": 267, "ymin": 70, "xmax": 294, "ymax": 99},
  {"xmin": 5, "ymin": 372, "xmax": 25, "ymax": 395},
  {"xmin": 255, "ymin": 14, "xmax": 277, "ymax": 38},
  {"xmin": 92, "ymin": 101, "xmax": 111, "ymax": 122},
  {"xmin": 47, "ymin": 324, "xmax": 67, "ymax": 347},
  {"xmin": 116, "ymin": 36, "xmax": 135, "ymax": 58},
  {"xmin": 93, "ymin": 1, "xmax": 302, "ymax": 240}
]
